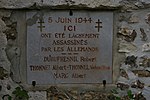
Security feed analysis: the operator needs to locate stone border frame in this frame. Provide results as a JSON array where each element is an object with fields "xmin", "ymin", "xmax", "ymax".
[{"xmin": 11, "ymin": 9, "xmax": 122, "ymax": 90}]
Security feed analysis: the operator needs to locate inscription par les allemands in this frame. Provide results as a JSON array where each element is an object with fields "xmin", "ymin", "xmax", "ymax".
[{"xmin": 27, "ymin": 11, "xmax": 113, "ymax": 84}]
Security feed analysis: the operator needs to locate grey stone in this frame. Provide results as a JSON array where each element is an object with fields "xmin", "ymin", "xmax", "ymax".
[
  {"xmin": 120, "ymin": 69, "xmax": 129, "ymax": 79},
  {"xmin": 3, "ymin": 22, "xmax": 17, "ymax": 40},
  {"xmin": 128, "ymin": 15, "xmax": 139, "ymax": 23},
  {"xmin": 0, "ymin": 10, "xmax": 11, "ymax": 18},
  {"xmin": 143, "ymin": 87, "xmax": 150, "ymax": 100},
  {"xmin": 27, "ymin": 11, "xmax": 113, "ymax": 84},
  {"xmin": 47, "ymin": 87, "xmax": 69, "ymax": 100},
  {"xmin": 132, "ymin": 70, "xmax": 150, "ymax": 77},
  {"xmin": 6, "ymin": 39, "xmax": 21, "ymax": 83},
  {"xmin": 139, "ymin": 56, "xmax": 150, "ymax": 67},
  {"xmin": 0, "ymin": 34, "xmax": 11, "ymax": 72},
  {"xmin": 28, "ymin": 91, "xmax": 47, "ymax": 100},
  {"xmin": 141, "ymin": 0, "xmax": 150, "ymax": 5},
  {"xmin": 0, "ymin": 78, "xmax": 18, "ymax": 98},
  {"xmin": 145, "ymin": 13, "xmax": 150, "ymax": 25},
  {"xmin": 119, "ymin": 1, "xmax": 139, "ymax": 10},
  {"xmin": 1, "ymin": 1, "xmax": 150, "ymax": 100},
  {"xmin": 117, "ymin": 27, "xmax": 137, "ymax": 42},
  {"xmin": 67, "ymin": 90, "xmax": 78, "ymax": 99},
  {"xmin": 117, "ymin": 76, "xmax": 129, "ymax": 85},
  {"xmin": 140, "ymin": 28, "xmax": 148, "ymax": 41},
  {"xmin": 118, "ymin": 27, "xmax": 133, "ymax": 36},
  {"xmin": 0, "ymin": 34, "xmax": 7, "ymax": 48},
  {"xmin": 142, "ymin": 42, "xmax": 150, "ymax": 52},
  {"xmin": 0, "ymin": 67, "xmax": 8, "ymax": 79},
  {"xmin": 131, "ymin": 80, "xmax": 144, "ymax": 89},
  {"xmin": 0, "ymin": 0, "xmax": 120, "ymax": 9},
  {"xmin": 0, "ymin": 0, "xmax": 38, "ymax": 9},
  {"xmin": 81, "ymin": 92, "xmax": 93, "ymax": 100},
  {"xmin": 125, "ymin": 55, "xmax": 138, "ymax": 68},
  {"xmin": 0, "ymin": 48, "xmax": 11, "ymax": 72},
  {"xmin": 116, "ymin": 82, "xmax": 129, "ymax": 90},
  {"xmin": 0, "ymin": 19, "xmax": 6, "ymax": 32},
  {"xmin": 0, "ymin": 18, "xmax": 11, "ymax": 73},
  {"xmin": 80, "ymin": 91, "xmax": 113, "ymax": 100},
  {"xmin": 118, "ymin": 41, "xmax": 137, "ymax": 53}
]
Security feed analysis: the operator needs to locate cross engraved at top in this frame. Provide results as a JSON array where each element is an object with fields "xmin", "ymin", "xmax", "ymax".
[
  {"xmin": 37, "ymin": 19, "xmax": 45, "ymax": 32},
  {"xmin": 95, "ymin": 19, "xmax": 102, "ymax": 32}
]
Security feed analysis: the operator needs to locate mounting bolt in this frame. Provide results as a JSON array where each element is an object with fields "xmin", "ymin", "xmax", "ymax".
[
  {"xmin": 32, "ymin": 81, "xmax": 36, "ymax": 87},
  {"xmin": 103, "ymin": 80, "xmax": 106, "ymax": 88},
  {"xmin": 69, "ymin": 10, "xmax": 73, "ymax": 16}
]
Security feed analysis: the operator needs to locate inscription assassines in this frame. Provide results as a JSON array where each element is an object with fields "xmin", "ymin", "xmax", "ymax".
[{"xmin": 27, "ymin": 11, "xmax": 113, "ymax": 84}]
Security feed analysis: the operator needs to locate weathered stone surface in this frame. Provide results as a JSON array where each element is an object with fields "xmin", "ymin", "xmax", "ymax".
[
  {"xmin": 127, "ymin": 70, "xmax": 138, "ymax": 80},
  {"xmin": 142, "ymin": 42, "xmax": 150, "ymax": 52},
  {"xmin": 117, "ymin": 82, "xmax": 129, "ymax": 90},
  {"xmin": 121, "ymin": 92, "xmax": 146, "ymax": 100},
  {"xmin": 120, "ymin": 69, "xmax": 129, "ymax": 79},
  {"xmin": 131, "ymin": 80, "xmax": 145, "ymax": 89},
  {"xmin": 117, "ymin": 28, "xmax": 137, "ymax": 42},
  {"xmin": 128, "ymin": 15, "xmax": 139, "ymax": 23},
  {"xmin": 134, "ymin": 92, "xmax": 146, "ymax": 100},
  {"xmin": 125, "ymin": 55, "xmax": 138, "ymax": 68},
  {"xmin": 0, "ymin": 10, "xmax": 11, "ymax": 18},
  {"xmin": 0, "ymin": 19, "xmax": 6, "ymax": 32},
  {"xmin": 132, "ymin": 70, "xmax": 150, "ymax": 77},
  {"xmin": 117, "ymin": 76, "xmax": 130, "ymax": 88},
  {"xmin": 119, "ymin": 0, "xmax": 150, "ymax": 10},
  {"xmin": 139, "ymin": 56, "xmax": 150, "ymax": 67},
  {"xmin": 80, "ymin": 91, "xmax": 113, "ymax": 100},
  {"xmin": 0, "ymin": 78, "xmax": 18, "ymax": 98},
  {"xmin": 141, "ymin": 0, "xmax": 150, "ymax": 5},
  {"xmin": 0, "ymin": 35, "xmax": 10, "ymax": 72},
  {"xmin": 6, "ymin": 39, "xmax": 21, "ymax": 83},
  {"xmin": 118, "ymin": 41, "xmax": 137, "ymax": 53},
  {"xmin": 1, "ymin": 0, "xmax": 150, "ymax": 100},
  {"xmin": 3, "ymin": 22, "xmax": 17, "ymax": 40},
  {"xmin": 119, "ymin": 0, "xmax": 141, "ymax": 10},
  {"xmin": 143, "ymin": 87, "xmax": 150, "ymax": 100},
  {"xmin": 140, "ymin": 28, "xmax": 148, "ymax": 41},
  {"xmin": 0, "ymin": 0, "xmax": 121, "ymax": 9},
  {"xmin": 0, "ymin": 34, "xmax": 7, "ymax": 47},
  {"xmin": 145, "ymin": 13, "xmax": 150, "ymax": 25},
  {"xmin": 47, "ymin": 86, "xmax": 70, "ymax": 100},
  {"xmin": 1, "ymin": 13, "xmax": 22, "ymax": 83},
  {"xmin": 118, "ymin": 13, "xmax": 131, "ymax": 22},
  {"xmin": 27, "ymin": 11, "xmax": 113, "ymax": 84},
  {"xmin": 28, "ymin": 91, "xmax": 47, "ymax": 100},
  {"xmin": 0, "ymin": 19, "xmax": 11, "ymax": 72},
  {"xmin": 0, "ymin": 0, "xmax": 37, "ymax": 9},
  {"xmin": 0, "ymin": 67, "xmax": 8, "ymax": 79}
]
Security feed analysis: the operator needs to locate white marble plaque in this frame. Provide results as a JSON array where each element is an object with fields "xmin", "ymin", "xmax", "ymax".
[{"xmin": 26, "ymin": 10, "xmax": 113, "ymax": 84}]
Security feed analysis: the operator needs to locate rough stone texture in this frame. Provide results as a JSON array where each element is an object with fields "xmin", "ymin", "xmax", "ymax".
[
  {"xmin": 0, "ymin": 78, "xmax": 18, "ymax": 99},
  {"xmin": 142, "ymin": 42, "xmax": 150, "ymax": 52},
  {"xmin": 119, "ymin": 41, "xmax": 137, "ymax": 53},
  {"xmin": 46, "ymin": 86, "xmax": 117, "ymax": 100},
  {"xmin": 0, "ymin": 67, "xmax": 8, "ymax": 79},
  {"xmin": 116, "ymin": 8, "xmax": 150, "ymax": 100},
  {"xmin": 0, "ymin": 14, "xmax": 11, "ymax": 74},
  {"xmin": 0, "ymin": 0, "xmax": 121, "ymax": 9},
  {"xmin": 1, "ymin": 0, "xmax": 150, "ymax": 10},
  {"xmin": 28, "ymin": 91, "xmax": 47, "ymax": 100},
  {"xmin": 0, "ymin": 0, "xmax": 150, "ymax": 100}
]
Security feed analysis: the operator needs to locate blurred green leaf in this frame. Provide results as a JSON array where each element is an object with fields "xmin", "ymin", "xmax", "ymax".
[
  {"xmin": 8, "ymin": 96, "xmax": 12, "ymax": 100},
  {"xmin": 116, "ymin": 96, "xmax": 121, "ymax": 100},
  {"xmin": 12, "ymin": 87, "xmax": 29, "ymax": 100},
  {"xmin": 111, "ymin": 89, "xmax": 118, "ymax": 94},
  {"xmin": 127, "ymin": 90, "xmax": 133, "ymax": 99}
]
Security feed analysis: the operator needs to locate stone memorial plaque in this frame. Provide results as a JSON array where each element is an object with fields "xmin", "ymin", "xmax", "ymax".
[{"xmin": 26, "ymin": 11, "xmax": 113, "ymax": 84}]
